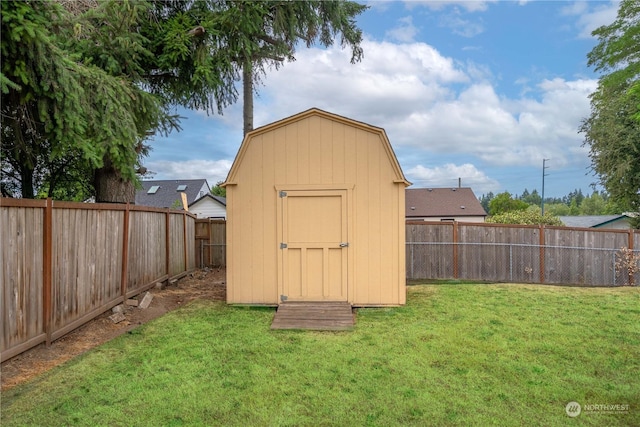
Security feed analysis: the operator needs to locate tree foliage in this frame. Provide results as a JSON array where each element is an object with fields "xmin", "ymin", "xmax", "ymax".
[
  {"xmin": 582, "ymin": 0, "xmax": 640, "ymax": 217},
  {"xmin": 1, "ymin": 0, "xmax": 368, "ymax": 201},
  {"xmin": 488, "ymin": 192, "xmax": 529, "ymax": 216},
  {"xmin": 1, "ymin": 1, "xmax": 168, "ymax": 200},
  {"xmin": 226, "ymin": 1, "xmax": 368, "ymax": 134},
  {"xmin": 480, "ymin": 188, "xmax": 625, "ymax": 219},
  {"xmin": 211, "ymin": 180, "xmax": 226, "ymax": 197},
  {"xmin": 486, "ymin": 210, "xmax": 563, "ymax": 226}
]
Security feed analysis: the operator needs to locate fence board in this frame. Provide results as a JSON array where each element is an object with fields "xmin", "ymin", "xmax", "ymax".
[
  {"xmin": 1, "ymin": 199, "xmax": 196, "ymax": 362},
  {"xmin": 195, "ymin": 219, "xmax": 226, "ymax": 267},
  {"xmin": 406, "ymin": 222, "xmax": 639, "ymax": 286},
  {"xmin": 543, "ymin": 228, "xmax": 629, "ymax": 285},
  {"xmin": 169, "ymin": 214, "xmax": 186, "ymax": 277},
  {"xmin": 186, "ymin": 217, "xmax": 196, "ymax": 271},
  {"xmin": 51, "ymin": 208, "xmax": 124, "ymax": 331},
  {"xmin": 406, "ymin": 223, "xmax": 453, "ymax": 279},
  {"xmin": 127, "ymin": 211, "xmax": 167, "ymax": 292},
  {"xmin": 0, "ymin": 206, "xmax": 45, "ymax": 357}
]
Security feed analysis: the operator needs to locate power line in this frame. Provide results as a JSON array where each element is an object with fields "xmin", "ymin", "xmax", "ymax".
[{"xmin": 542, "ymin": 159, "xmax": 550, "ymax": 215}]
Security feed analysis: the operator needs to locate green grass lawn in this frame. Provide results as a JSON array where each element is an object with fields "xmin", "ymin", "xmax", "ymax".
[{"xmin": 2, "ymin": 284, "xmax": 639, "ymax": 426}]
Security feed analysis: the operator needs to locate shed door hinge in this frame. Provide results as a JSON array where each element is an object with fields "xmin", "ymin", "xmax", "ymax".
[
  {"xmin": 279, "ymin": 191, "xmax": 287, "ymax": 198},
  {"xmin": 280, "ymin": 243, "xmax": 287, "ymax": 249}
]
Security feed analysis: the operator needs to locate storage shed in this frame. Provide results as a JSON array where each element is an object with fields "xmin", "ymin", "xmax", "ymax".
[{"xmin": 223, "ymin": 108, "xmax": 410, "ymax": 306}]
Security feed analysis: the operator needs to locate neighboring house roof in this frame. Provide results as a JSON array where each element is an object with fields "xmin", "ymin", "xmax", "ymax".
[
  {"xmin": 188, "ymin": 193, "xmax": 226, "ymax": 208},
  {"xmin": 558, "ymin": 215, "xmax": 631, "ymax": 229},
  {"xmin": 135, "ymin": 179, "xmax": 210, "ymax": 208},
  {"xmin": 406, "ymin": 187, "xmax": 487, "ymax": 219},
  {"xmin": 189, "ymin": 193, "xmax": 226, "ymax": 219}
]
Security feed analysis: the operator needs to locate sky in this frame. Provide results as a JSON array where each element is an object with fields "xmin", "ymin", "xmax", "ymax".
[{"xmin": 144, "ymin": 0, "xmax": 621, "ymax": 199}]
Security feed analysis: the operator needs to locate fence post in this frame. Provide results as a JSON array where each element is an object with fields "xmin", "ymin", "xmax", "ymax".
[
  {"xmin": 183, "ymin": 212, "xmax": 188, "ymax": 272},
  {"xmin": 208, "ymin": 219, "xmax": 214, "ymax": 267},
  {"xmin": 453, "ymin": 221, "xmax": 459, "ymax": 279},
  {"xmin": 539, "ymin": 224, "xmax": 545, "ymax": 283},
  {"xmin": 165, "ymin": 210, "xmax": 171, "ymax": 278},
  {"xmin": 628, "ymin": 229, "xmax": 635, "ymax": 286},
  {"xmin": 43, "ymin": 198, "xmax": 53, "ymax": 346},
  {"xmin": 120, "ymin": 204, "xmax": 130, "ymax": 299}
]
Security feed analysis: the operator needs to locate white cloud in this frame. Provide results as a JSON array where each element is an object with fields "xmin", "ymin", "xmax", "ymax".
[
  {"xmin": 146, "ymin": 159, "xmax": 233, "ymax": 187},
  {"xmin": 405, "ymin": 0, "xmax": 497, "ymax": 13},
  {"xmin": 386, "ymin": 16, "xmax": 420, "ymax": 42},
  {"xmin": 562, "ymin": 1, "xmax": 619, "ymax": 38},
  {"xmin": 439, "ymin": 14, "xmax": 485, "ymax": 37},
  {"xmin": 258, "ymin": 39, "xmax": 597, "ymax": 172},
  {"xmin": 407, "ymin": 163, "xmax": 500, "ymax": 193},
  {"xmin": 257, "ymin": 39, "xmax": 467, "ymax": 127}
]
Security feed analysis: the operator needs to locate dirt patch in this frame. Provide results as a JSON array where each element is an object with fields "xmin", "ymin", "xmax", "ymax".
[{"xmin": 1, "ymin": 268, "xmax": 226, "ymax": 392}]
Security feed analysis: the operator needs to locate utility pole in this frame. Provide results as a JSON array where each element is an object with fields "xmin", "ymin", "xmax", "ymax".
[{"xmin": 541, "ymin": 159, "xmax": 550, "ymax": 215}]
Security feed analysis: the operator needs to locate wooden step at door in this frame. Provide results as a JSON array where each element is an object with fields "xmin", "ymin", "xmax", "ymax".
[{"xmin": 271, "ymin": 302, "xmax": 355, "ymax": 330}]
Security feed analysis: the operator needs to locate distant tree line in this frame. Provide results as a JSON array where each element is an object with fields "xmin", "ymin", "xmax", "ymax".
[{"xmin": 478, "ymin": 188, "xmax": 636, "ymax": 227}]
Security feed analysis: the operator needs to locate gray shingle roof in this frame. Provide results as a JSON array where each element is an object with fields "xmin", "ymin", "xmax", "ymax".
[
  {"xmin": 406, "ymin": 187, "xmax": 487, "ymax": 218},
  {"xmin": 558, "ymin": 215, "xmax": 629, "ymax": 228},
  {"xmin": 189, "ymin": 193, "xmax": 226, "ymax": 207},
  {"xmin": 135, "ymin": 179, "xmax": 210, "ymax": 208}
]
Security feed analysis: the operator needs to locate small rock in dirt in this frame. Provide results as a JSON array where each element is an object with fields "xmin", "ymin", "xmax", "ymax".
[
  {"xmin": 125, "ymin": 299, "xmax": 139, "ymax": 307},
  {"xmin": 155, "ymin": 281, "xmax": 166, "ymax": 290},
  {"xmin": 109, "ymin": 312, "xmax": 126, "ymax": 324},
  {"xmin": 112, "ymin": 304, "xmax": 126, "ymax": 314},
  {"xmin": 169, "ymin": 279, "xmax": 178, "ymax": 286},
  {"xmin": 139, "ymin": 292, "xmax": 154, "ymax": 309}
]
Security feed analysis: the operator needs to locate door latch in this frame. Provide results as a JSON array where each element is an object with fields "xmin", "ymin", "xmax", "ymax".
[{"xmin": 339, "ymin": 242, "xmax": 349, "ymax": 247}]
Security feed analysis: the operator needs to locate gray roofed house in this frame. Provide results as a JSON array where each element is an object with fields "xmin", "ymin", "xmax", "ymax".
[
  {"xmin": 135, "ymin": 179, "xmax": 210, "ymax": 208},
  {"xmin": 558, "ymin": 214, "xmax": 632, "ymax": 230},
  {"xmin": 406, "ymin": 187, "xmax": 487, "ymax": 222}
]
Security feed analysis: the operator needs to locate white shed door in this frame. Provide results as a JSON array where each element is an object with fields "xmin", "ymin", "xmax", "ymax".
[{"xmin": 279, "ymin": 190, "xmax": 348, "ymax": 302}]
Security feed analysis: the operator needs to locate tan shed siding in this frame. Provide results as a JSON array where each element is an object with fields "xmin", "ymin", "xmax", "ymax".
[
  {"xmin": 351, "ymin": 128, "xmax": 404, "ymax": 305},
  {"xmin": 398, "ymin": 186, "xmax": 407, "ymax": 304},
  {"xmin": 267, "ymin": 132, "xmax": 279, "ymax": 302},
  {"xmin": 295, "ymin": 118, "xmax": 309, "ymax": 184},
  {"xmin": 262, "ymin": 130, "xmax": 278, "ymax": 303},
  {"xmin": 227, "ymin": 111, "xmax": 407, "ymax": 306}
]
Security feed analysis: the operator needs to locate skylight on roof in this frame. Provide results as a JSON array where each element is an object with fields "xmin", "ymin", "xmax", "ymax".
[
  {"xmin": 147, "ymin": 185, "xmax": 160, "ymax": 194},
  {"xmin": 177, "ymin": 184, "xmax": 187, "ymax": 191}
]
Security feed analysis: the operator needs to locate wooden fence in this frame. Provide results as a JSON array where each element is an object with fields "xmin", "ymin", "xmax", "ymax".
[
  {"xmin": 407, "ymin": 222, "xmax": 640, "ymax": 285},
  {"xmin": 187, "ymin": 220, "xmax": 640, "ymax": 286},
  {"xmin": 195, "ymin": 219, "xmax": 226, "ymax": 268},
  {"xmin": 1, "ymin": 198, "xmax": 196, "ymax": 362}
]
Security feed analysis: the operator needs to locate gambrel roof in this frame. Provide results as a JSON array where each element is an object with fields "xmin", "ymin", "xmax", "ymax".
[{"xmin": 224, "ymin": 108, "xmax": 410, "ymax": 187}]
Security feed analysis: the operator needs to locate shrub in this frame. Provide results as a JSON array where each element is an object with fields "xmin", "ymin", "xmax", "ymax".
[{"xmin": 486, "ymin": 210, "xmax": 564, "ymax": 226}]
